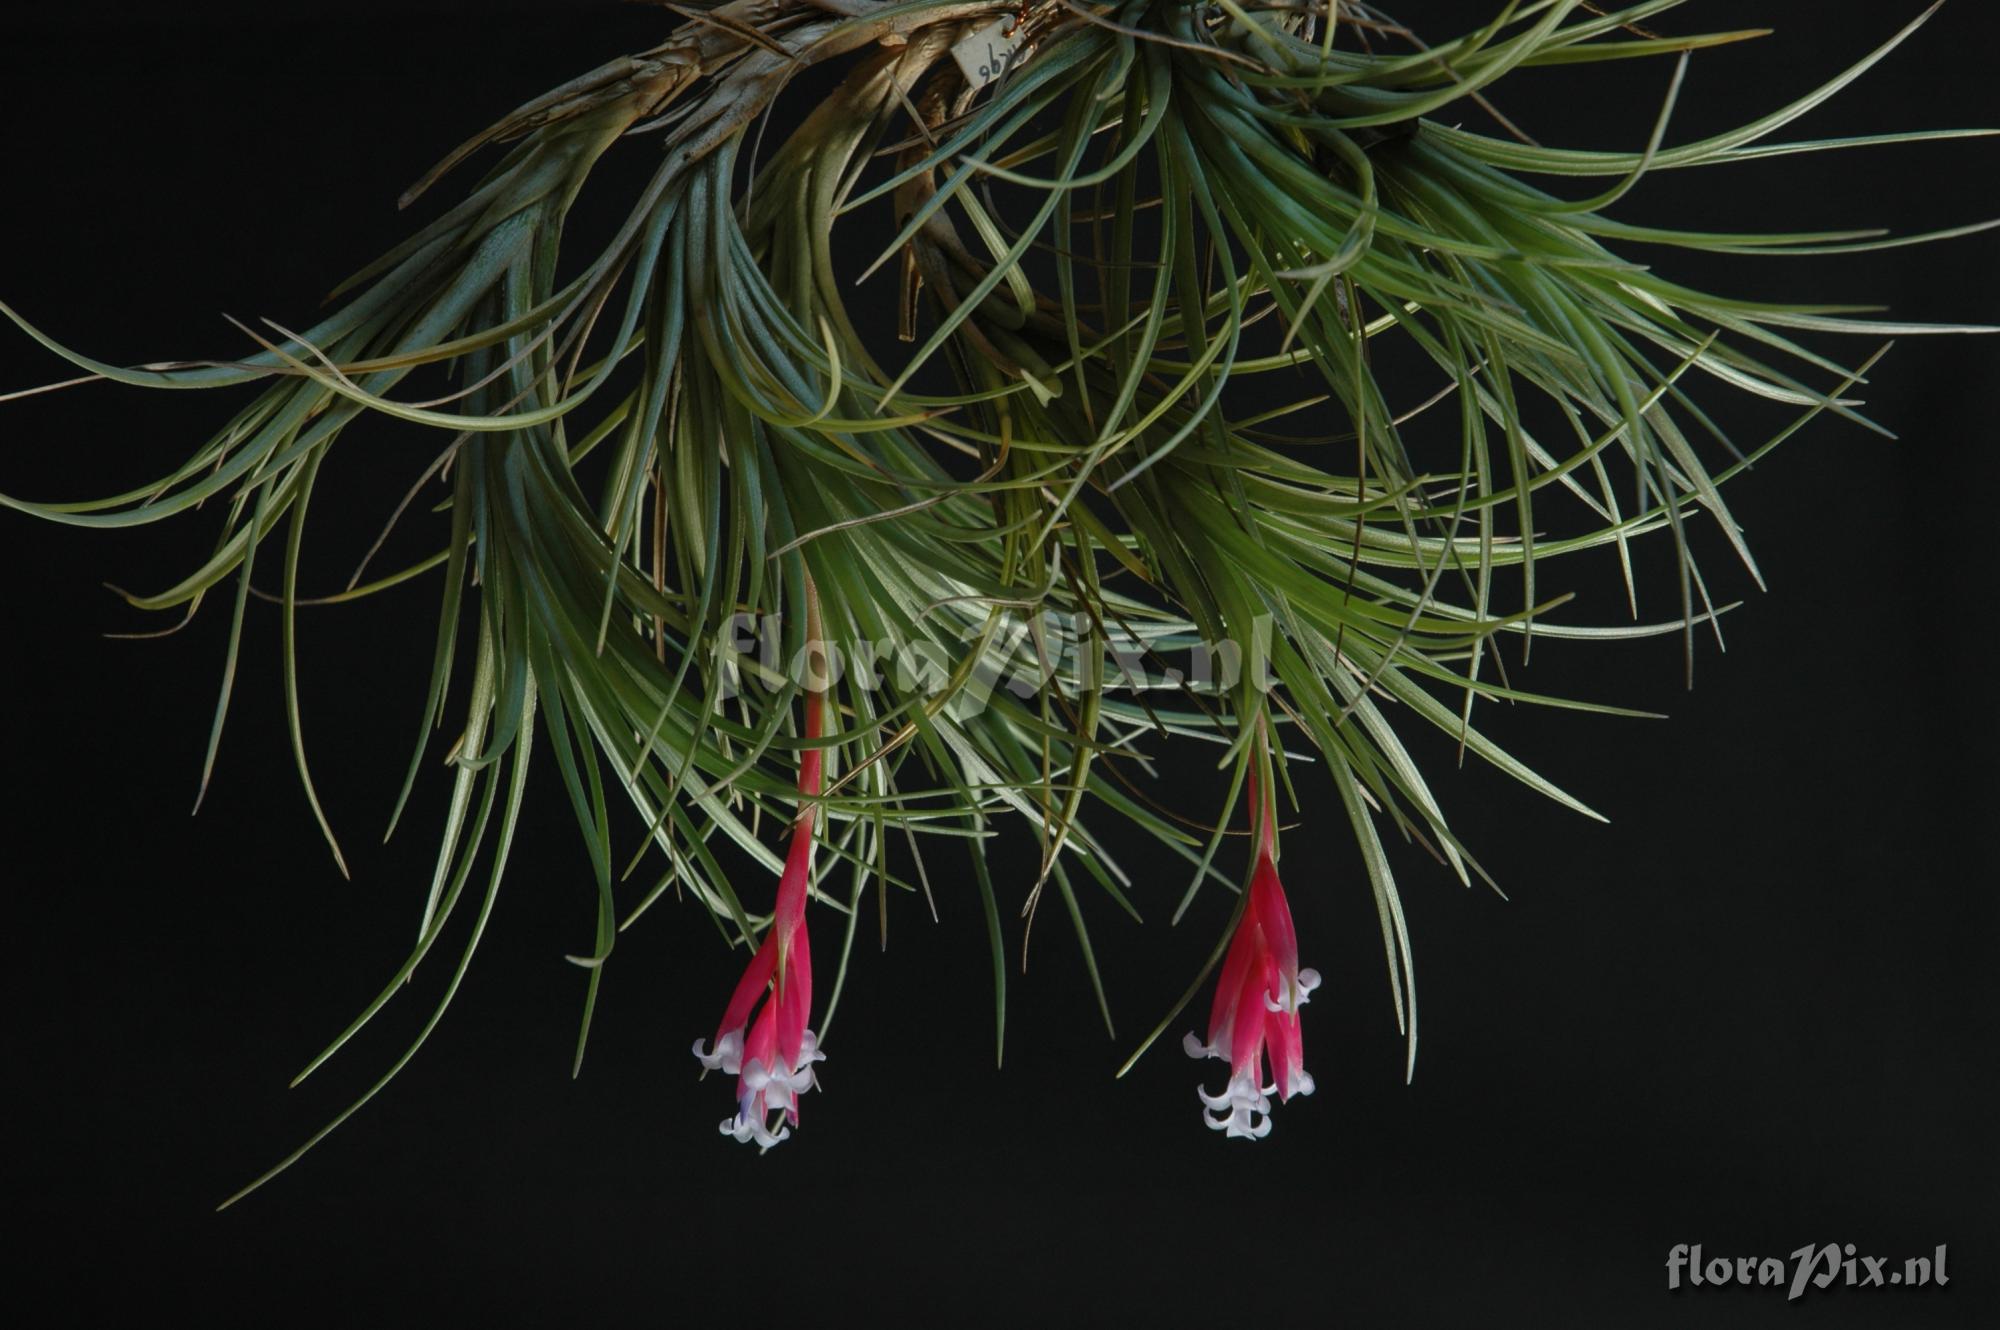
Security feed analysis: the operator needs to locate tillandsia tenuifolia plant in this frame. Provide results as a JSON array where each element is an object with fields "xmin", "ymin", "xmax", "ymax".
[{"xmin": 3, "ymin": 0, "xmax": 1994, "ymax": 1197}]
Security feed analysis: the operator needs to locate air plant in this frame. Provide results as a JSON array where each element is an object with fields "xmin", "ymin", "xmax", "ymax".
[{"xmin": 3, "ymin": 0, "xmax": 1992, "ymax": 1203}]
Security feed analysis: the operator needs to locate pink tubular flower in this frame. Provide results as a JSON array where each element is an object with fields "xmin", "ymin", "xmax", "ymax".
[
  {"xmin": 691, "ymin": 679, "xmax": 827, "ymax": 1152},
  {"xmin": 1183, "ymin": 756, "xmax": 1321, "ymax": 1139}
]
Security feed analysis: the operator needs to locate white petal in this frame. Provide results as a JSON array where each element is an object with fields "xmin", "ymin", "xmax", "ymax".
[
  {"xmin": 1264, "ymin": 967, "xmax": 1323, "ymax": 1014},
  {"xmin": 1197, "ymin": 1069, "xmax": 1280, "ymax": 1139},
  {"xmin": 796, "ymin": 1029, "xmax": 827, "ymax": 1066},
  {"xmin": 747, "ymin": 1111, "xmax": 790, "ymax": 1152},
  {"xmin": 1227, "ymin": 1112, "xmax": 1273, "ymax": 1141},
  {"xmin": 692, "ymin": 1028, "xmax": 744, "ymax": 1075},
  {"xmin": 720, "ymin": 1108, "xmax": 792, "ymax": 1152},
  {"xmin": 1202, "ymin": 1097, "xmax": 1272, "ymax": 1140}
]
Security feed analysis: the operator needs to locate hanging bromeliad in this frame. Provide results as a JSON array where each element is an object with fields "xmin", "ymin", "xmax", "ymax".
[{"xmin": 3, "ymin": 1, "xmax": 1991, "ymax": 1196}]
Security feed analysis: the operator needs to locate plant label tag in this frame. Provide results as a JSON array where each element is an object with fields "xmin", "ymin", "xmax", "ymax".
[{"xmin": 952, "ymin": 19, "xmax": 1028, "ymax": 89}]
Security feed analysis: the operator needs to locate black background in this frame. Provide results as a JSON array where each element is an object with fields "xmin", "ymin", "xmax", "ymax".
[{"xmin": 2, "ymin": 2, "xmax": 1995, "ymax": 1324}]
